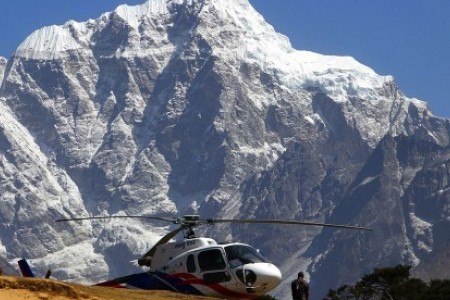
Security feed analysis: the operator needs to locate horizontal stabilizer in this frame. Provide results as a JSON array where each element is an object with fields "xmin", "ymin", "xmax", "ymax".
[{"xmin": 18, "ymin": 259, "xmax": 35, "ymax": 277}]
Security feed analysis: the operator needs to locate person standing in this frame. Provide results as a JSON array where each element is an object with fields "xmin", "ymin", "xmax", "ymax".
[{"xmin": 291, "ymin": 271, "xmax": 310, "ymax": 300}]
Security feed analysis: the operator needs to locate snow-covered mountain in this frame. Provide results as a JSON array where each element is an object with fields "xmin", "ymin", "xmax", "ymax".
[{"xmin": 0, "ymin": 0, "xmax": 449, "ymax": 299}]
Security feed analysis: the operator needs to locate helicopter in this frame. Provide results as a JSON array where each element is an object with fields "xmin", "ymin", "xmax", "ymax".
[{"xmin": 54, "ymin": 214, "xmax": 372, "ymax": 299}]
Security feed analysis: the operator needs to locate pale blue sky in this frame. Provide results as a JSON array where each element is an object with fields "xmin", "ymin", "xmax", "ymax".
[{"xmin": 0, "ymin": 0, "xmax": 448, "ymax": 117}]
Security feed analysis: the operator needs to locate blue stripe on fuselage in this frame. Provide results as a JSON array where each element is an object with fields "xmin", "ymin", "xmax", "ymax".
[{"xmin": 96, "ymin": 272, "xmax": 204, "ymax": 295}]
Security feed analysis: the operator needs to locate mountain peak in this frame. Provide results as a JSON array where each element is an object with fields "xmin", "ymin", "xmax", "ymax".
[
  {"xmin": 12, "ymin": 0, "xmax": 407, "ymax": 147},
  {"xmin": 113, "ymin": 0, "xmax": 180, "ymax": 28},
  {"xmin": 16, "ymin": 25, "xmax": 81, "ymax": 60},
  {"xmin": 14, "ymin": 0, "xmax": 250, "ymax": 60},
  {"xmin": 2, "ymin": 1, "xmax": 447, "ymax": 299}
]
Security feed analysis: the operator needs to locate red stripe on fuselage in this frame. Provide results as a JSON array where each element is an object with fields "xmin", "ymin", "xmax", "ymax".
[
  {"xmin": 168, "ymin": 273, "xmax": 257, "ymax": 299},
  {"xmin": 95, "ymin": 282, "xmax": 127, "ymax": 288}
]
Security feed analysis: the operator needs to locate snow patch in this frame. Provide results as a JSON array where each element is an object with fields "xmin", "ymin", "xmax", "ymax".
[
  {"xmin": 401, "ymin": 236, "xmax": 420, "ymax": 266},
  {"xmin": 409, "ymin": 213, "xmax": 432, "ymax": 238},
  {"xmin": 16, "ymin": 25, "xmax": 82, "ymax": 60},
  {"xmin": 114, "ymin": 0, "xmax": 171, "ymax": 28},
  {"xmin": 238, "ymin": 141, "xmax": 285, "ymax": 158},
  {"xmin": 409, "ymin": 212, "xmax": 433, "ymax": 253},
  {"xmin": 409, "ymin": 98, "xmax": 429, "ymax": 113}
]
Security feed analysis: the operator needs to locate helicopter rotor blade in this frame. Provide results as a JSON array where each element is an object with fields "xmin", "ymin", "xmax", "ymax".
[
  {"xmin": 55, "ymin": 215, "xmax": 371, "ymax": 230},
  {"xmin": 203, "ymin": 218, "xmax": 372, "ymax": 231},
  {"xmin": 55, "ymin": 215, "xmax": 176, "ymax": 224},
  {"xmin": 138, "ymin": 226, "xmax": 185, "ymax": 267},
  {"xmin": 55, "ymin": 214, "xmax": 187, "ymax": 267},
  {"xmin": 54, "ymin": 214, "xmax": 371, "ymax": 268}
]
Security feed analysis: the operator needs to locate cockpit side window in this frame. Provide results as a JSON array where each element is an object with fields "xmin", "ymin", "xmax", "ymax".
[
  {"xmin": 198, "ymin": 249, "xmax": 226, "ymax": 271},
  {"xmin": 187, "ymin": 254, "xmax": 196, "ymax": 273}
]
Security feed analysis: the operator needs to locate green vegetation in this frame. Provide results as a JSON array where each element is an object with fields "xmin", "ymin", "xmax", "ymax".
[{"xmin": 325, "ymin": 265, "xmax": 450, "ymax": 300}]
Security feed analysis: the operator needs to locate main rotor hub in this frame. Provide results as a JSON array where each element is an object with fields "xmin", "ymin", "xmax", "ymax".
[
  {"xmin": 179, "ymin": 215, "xmax": 201, "ymax": 225},
  {"xmin": 177, "ymin": 215, "xmax": 203, "ymax": 238}
]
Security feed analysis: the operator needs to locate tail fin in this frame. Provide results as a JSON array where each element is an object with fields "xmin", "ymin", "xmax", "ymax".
[{"xmin": 18, "ymin": 259, "xmax": 35, "ymax": 277}]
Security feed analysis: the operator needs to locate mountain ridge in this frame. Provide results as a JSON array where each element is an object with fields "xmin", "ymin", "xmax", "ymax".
[{"xmin": 0, "ymin": 0, "xmax": 448, "ymax": 299}]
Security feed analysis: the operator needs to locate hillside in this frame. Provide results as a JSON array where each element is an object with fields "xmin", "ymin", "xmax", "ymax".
[
  {"xmin": 0, "ymin": 0, "xmax": 449, "ymax": 299},
  {"xmin": 0, "ymin": 276, "xmax": 214, "ymax": 300}
]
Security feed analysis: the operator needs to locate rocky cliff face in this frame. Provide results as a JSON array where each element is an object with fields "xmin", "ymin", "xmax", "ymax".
[
  {"xmin": 0, "ymin": 256, "xmax": 18, "ymax": 276},
  {"xmin": 0, "ymin": 0, "xmax": 448, "ymax": 299}
]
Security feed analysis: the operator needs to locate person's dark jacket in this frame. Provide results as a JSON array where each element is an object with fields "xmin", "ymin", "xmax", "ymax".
[{"xmin": 291, "ymin": 277, "xmax": 309, "ymax": 300}]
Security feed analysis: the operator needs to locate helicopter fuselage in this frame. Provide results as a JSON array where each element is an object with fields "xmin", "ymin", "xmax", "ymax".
[
  {"xmin": 97, "ymin": 237, "xmax": 282, "ymax": 299},
  {"xmin": 55, "ymin": 214, "xmax": 370, "ymax": 298}
]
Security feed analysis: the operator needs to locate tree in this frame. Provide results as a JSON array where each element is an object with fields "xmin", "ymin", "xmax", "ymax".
[
  {"xmin": 426, "ymin": 279, "xmax": 450, "ymax": 300},
  {"xmin": 325, "ymin": 265, "xmax": 450, "ymax": 300}
]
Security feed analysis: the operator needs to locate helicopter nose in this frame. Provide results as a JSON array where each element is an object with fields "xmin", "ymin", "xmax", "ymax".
[{"xmin": 243, "ymin": 263, "xmax": 282, "ymax": 292}]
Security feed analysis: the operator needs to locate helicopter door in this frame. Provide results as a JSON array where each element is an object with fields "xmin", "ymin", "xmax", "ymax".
[{"xmin": 197, "ymin": 249, "xmax": 232, "ymax": 284}]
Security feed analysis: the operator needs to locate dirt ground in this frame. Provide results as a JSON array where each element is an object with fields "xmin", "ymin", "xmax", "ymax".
[{"xmin": 0, "ymin": 276, "xmax": 216, "ymax": 300}]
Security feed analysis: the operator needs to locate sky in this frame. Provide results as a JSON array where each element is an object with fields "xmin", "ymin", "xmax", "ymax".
[{"xmin": 0, "ymin": 0, "xmax": 449, "ymax": 117}]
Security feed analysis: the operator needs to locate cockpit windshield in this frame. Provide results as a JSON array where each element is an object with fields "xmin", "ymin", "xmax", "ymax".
[{"xmin": 224, "ymin": 245, "xmax": 268, "ymax": 268}]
